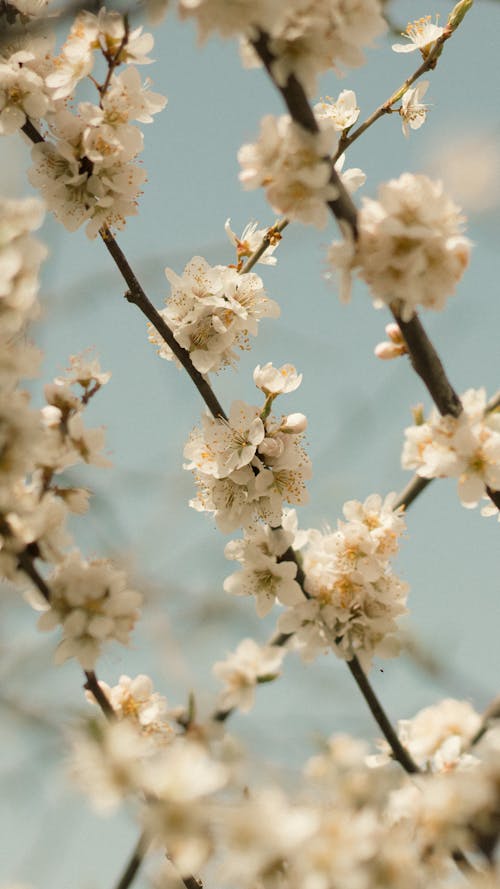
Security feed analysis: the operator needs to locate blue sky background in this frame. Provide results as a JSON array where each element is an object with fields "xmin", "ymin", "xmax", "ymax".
[{"xmin": 1, "ymin": 1, "xmax": 500, "ymax": 886}]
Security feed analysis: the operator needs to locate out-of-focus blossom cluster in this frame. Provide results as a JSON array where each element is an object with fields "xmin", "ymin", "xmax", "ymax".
[
  {"xmin": 70, "ymin": 701, "xmax": 500, "ymax": 889},
  {"xmin": 0, "ymin": 197, "xmax": 142, "ymax": 669},
  {"xmin": 179, "ymin": 0, "xmax": 386, "ymax": 99},
  {"xmin": 402, "ymin": 389, "xmax": 500, "ymax": 511},
  {"xmin": 213, "ymin": 637, "xmax": 285, "ymax": 713},
  {"xmin": 0, "ymin": 7, "xmax": 166, "ymax": 237},
  {"xmin": 148, "ymin": 255, "xmax": 280, "ymax": 374},
  {"xmin": 239, "ymin": 114, "xmax": 365, "ymax": 229},
  {"xmin": 184, "ymin": 363, "xmax": 311, "ymax": 532},
  {"xmin": 328, "ymin": 172, "xmax": 471, "ymax": 320},
  {"xmin": 370, "ymin": 698, "xmax": 482, "ymax": 772}
]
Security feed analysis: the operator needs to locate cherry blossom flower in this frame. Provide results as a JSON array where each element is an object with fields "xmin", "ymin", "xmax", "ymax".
[
  {"xmin": 225, "ymin": 218, "xmax": 279, "ymax": 267},
  {"xmin": 253, "ymin": 362, "xmax": 302, "ymax": 396},
  {"xmin": 314, "ymin": 90, "xmax": 360, "ymax": 131},
  {"xmin": 277, "ymin": 494, "xmax": 408, "ymax": 668},
  {"xmin": 379, "ymin": 699, "xmax": 482, "ymax": 773},
  {"xmin": 392, "ymin": 16, "xmax": 444, "ymax": 57},
  {"xmin": 400, "ymin": 81, "xmax": 430, "ymax": 137}
]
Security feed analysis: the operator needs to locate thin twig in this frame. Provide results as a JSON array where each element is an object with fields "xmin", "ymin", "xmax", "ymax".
[{"xmin": 335, "ymin": 26, "xmax": 453, "ymax": 159}]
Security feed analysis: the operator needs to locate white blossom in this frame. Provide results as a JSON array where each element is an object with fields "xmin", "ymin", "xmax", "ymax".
[
  {"xmin": 184, "ymin": 386, "xmax": 311, "ymax": 533},
  {"xmin": 392, "ymin": 16, "xmax": 444, "ymax": 56},
  {"xmin": 213, "ymin": 638, "xmax": 285, "ymax": 712},
  {"xmin": 224, "ymin": 512, "xmax": 303, "ymax": 616},
  {"xmin": 400, "ymin": 81, "xmax": 430, "ymax": 137},
  {"xmin": 278, "ymin": 494, "xmax": 408, "ymax": 668},
  {"xmin": 248, "ymin": 0, "xmax": 386, "ymax": 99},
  {"xmin": 314, "ymin": 90, "xmax": 360, "ymax": 131},
  {"xmin": 87, "ymin": 674, "xmax": 174, "ymax": 740},
  {"xmin": 225, "ymin": 218, "xmax": 279, "ymax": 267}
]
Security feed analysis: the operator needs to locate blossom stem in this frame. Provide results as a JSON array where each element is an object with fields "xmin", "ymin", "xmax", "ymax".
[
  {"xmin": 392, "ymin": 310, "xmax": 462, "ymax": 417},
  {"xmin": 253, "ymin": 33, "xmax": 500, "ymax": 514},
  {"xmin": 240, "ymin": 218, "xmax": 289, "ymax": 274}
]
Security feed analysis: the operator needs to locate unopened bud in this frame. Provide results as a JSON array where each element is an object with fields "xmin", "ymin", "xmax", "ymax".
[
  {"xmin": 281, "ymin": 412, "xmax": 308, "ymax": 434},
  {"xmin": 448, "ymin": 0, "xmax": 473, "ymax": 30},
  {"xmin": 385, "ymin": 322, "xmax": 404, "ymax": 345},
  {"xmin": 374, "ymin": 341, "xmax": 405, "ymax": 360}
]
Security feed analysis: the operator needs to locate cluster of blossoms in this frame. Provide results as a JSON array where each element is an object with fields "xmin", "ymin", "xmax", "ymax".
[
  {"xmin": 184, "ymin": 363, "xmax": 311, "ymax": 532},
  {"xmin": 239, "ymin": 114, "xmax": 365, "ymax": 229},
  {"xmin": 401, "ymin": 389, "xmax": 500, "ymax": 509},
  {"xmin": 179, "ymin": 0, "xmax": 386, "ymax": 99},
  {"xmin": 33, "ymin": 553, "xmax": 142, "ymax": 668},
  {"xmin": 223, "ymin": 493, "xmax": 408, "ymax": 670},
  {"xmin": 402, "ymin": 389, "xmax": 500, "ymax": 510},
  {"xmin": 327, "ymin": 172, "xmax": 471, "ymax": 319},
  {"xmin": 0, "ymin": 7, "xmax": 166, "ymax": 237},
  {"xmin": 280, "ymin": 494, "xmax": 408, "ymax": 668},
  {"xmin": 149, "ymin": 255, "xmax": 279, "ymax": 373}
]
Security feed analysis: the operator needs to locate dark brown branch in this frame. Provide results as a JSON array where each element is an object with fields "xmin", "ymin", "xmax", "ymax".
[
  {"xmin": 347, "ymin": 656, "xmax": 419, "ymax": 772},
  {"xmin": 393, "ymin": 311, "xmax": 462, "ymax": 418},
  {"xmin": 113, "ymin": 831, "xmax": 150, "ymax": 889},
  {"xmin": 83, "ymin": 670, "xmax": 115, "ymax": 720},
  {"xmin": 100, "ymin": 228, "xmax": 227, "ymax": 420}
]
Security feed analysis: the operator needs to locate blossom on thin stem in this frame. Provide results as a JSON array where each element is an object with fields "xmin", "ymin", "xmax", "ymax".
[
  {"xmin": 314, "ymin": 90, "xmax": 360, "ymax": 131},
  {"xmin": 392, "ymin": 16, "xmax": 444, "ymax": 57},
  {"xmin": 34, "ymin": 552, "xmax": 143, "ymax": 668},
  {"xmin": 225, "ymin": 218, "xmax": 279, "ymax": 267},
  {"xmin": 400, "ymin": 81, "xmax": 430, "ymax": 137}
]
